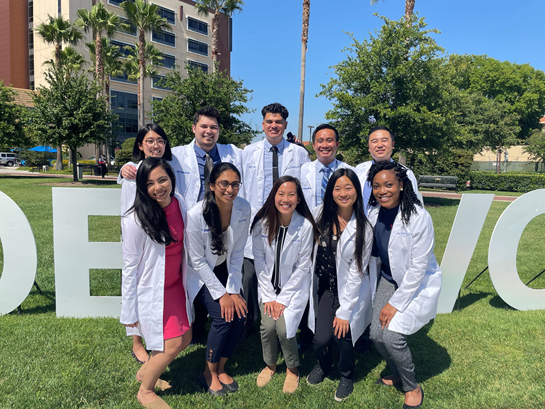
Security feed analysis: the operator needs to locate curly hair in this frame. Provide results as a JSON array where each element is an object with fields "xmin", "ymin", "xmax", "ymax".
[{"xmin": 366, "ymin": 161, "xmax": 422, "ymax": 224}]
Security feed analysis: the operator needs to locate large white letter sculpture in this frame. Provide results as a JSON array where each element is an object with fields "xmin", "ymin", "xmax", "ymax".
[
  {"xmin": 436, "ymin": 194, "xmax": 494, "ymax": 313},
  {"xmin": 52, "ymin": 188, "xmax": 122, "ymax": 317},
  {"xmin": 0, "ymin": 191, "xmax": 38, "ymax": 315},
  {"xmin": 488, "ymin": 189, "xmax": 545, "ymax": 310}
]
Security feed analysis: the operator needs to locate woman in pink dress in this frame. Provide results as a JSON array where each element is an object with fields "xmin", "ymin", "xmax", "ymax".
[{"xmin": 121, "ymin": 157, "xmax": 192, "ymax": 409}]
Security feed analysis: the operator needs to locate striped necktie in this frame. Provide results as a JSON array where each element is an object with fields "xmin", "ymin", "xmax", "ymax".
[{"xmin": 321, "ymin": 166, "xmax": 332, "ymax": 200}]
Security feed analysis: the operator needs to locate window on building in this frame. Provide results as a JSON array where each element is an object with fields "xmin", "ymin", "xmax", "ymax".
[
  {"xmin": 188, "ymin": 60, "xmax": 208, "ymax": 73},
  {"xmin": 28, "ymin": 1, "xmax": 33, "ymax": 24},
  {"xmin": 118, "ymin": 18, "xmax": 137, "ymax": 36},
  {"xmin": 111, "ymin": 72, "xmax": 136, "ymax": 84},
  {"xmin": 152, "ymin": 75, "xmax": 171, "ymax": 90},
  {"xmin": 188, "ymin": 39, "xmax": 208, "ymax": 56},
  {"xmin": 108, "ymin": 0, "xmax": 134, "ymax": 7},
  {"xmin": 157, "ymin": 6, "xmax": 176, "ymax": 25},
  {"xmin": 29, "ymin": 55, "xmax": 34, "ymax": 76},
  {"xmin": 111, "ymin": 40, "xmax": 135, "ymax": 58},
  {"xmin": 29, "ymin": 29, "xmax": 34, "ymax": 50},
  {"xmin": 187, "ymin": 17, "xmax": 208, "ymax": 35},
  {"xmin": 111, "ymin": 90, "xmax": 138, "ymax": 142},
  {"xmin": 160, "ymin": 54, "xmax": 176, "ymax": 69},
  {"xmin": 152, "ymin": 31, "xmax": 175, "ymax": 47}
]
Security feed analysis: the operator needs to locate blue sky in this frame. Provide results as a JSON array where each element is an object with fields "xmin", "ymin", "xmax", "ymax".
[{"xmin": 230, "ymin": 0, "xmax": 545, "ymax": 142}]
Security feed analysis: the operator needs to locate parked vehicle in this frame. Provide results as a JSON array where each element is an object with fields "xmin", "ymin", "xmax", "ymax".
[{"xmin": 0, "ymin": 153, "xmax": 18, "ymax": 167}]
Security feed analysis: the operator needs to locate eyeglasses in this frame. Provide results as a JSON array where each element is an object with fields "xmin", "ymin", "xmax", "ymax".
[
  {"xmin": 215, "ymin": 181, "xmax": 242, "ymax": 190},
  {"xmin": 143, "ymin": 139, "xmax": 166, "ymax": 147}
]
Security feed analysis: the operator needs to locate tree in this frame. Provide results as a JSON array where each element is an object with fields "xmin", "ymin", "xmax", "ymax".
[
  {"xmin": 194, "ymin": 0, "xmax": 244, "ymax": 72},
  {"xmin": 44, "ymin": 46, "xmax": 86, "ymax": 76},
  {"xmin": 28, "ymin": 67, "xmax": 116, "ymax": 181},
  {"xmin": 371, "ymin": 0, "xmax": 416, "ymax": 22},
  {"xmin": 35, "ymin": 15, "xmax": 83, "ymax": 170},
  {"xmin": 447, "ymin": 54, "xmax": 545, "ymax": 141},
  {"xmin": 151, "ymin": 63, "xmax": 257, "ymax": 147},
  {"xmin": 524, "ymin": 129, "xmax": 545, "ymax": 164},
  {"xmin": 120, "ymin": 0, "xmax": 172, "ymax": 128},
  {"xmin": 0, "ymin": 82, "xmax": 29, "ymax": 149},
  {"xmin": 319, "ymin": 15, "xmax": 451, "ymax": 164},
  {"xmin": 124, "ymin": 42, "xmax": 164, "ymax": 84},
  {"xmin": 298, "ymin": 0, "xmax": 310, "ymax": 142}
]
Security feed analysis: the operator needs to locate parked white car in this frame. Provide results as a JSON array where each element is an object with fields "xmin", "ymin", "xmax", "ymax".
[{"xmin": 0, "ymin": 153, "xmax": 18, "ymax": 167}]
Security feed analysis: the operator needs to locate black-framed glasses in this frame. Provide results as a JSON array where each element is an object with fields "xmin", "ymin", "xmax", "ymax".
[{"xmin": 215, "ymin": 181, "xmax": 242, "ymax": 190}]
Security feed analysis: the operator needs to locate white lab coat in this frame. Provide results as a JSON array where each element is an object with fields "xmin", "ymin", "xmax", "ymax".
[
  {"xmin": 120, "ymin": 193, "xmax": 193, "ymax": 351},
  {"xmin": 309, "ymin": 206, "xmax": 375, "ymax": 345},
  {"xmin": 242, "ymin": 140, "xmax": 311, "ymax": 258},
  {"xmin": 355, "ymin": 160, "xmax": 419, "ymax": 215},
  {"xmin": 367, "ymin": 204, "xmax": 442, "ymax": 335},
  {"xmin": 300, "ymin": 160, "xmax": 354, "ymax": 212},
  {"xmin": 171, "ymin": 140, "xmax": 244, "ymax": 209},
  {"xmin": 118, "ymin": 154, "xmax": 187, "ymax": 216},
  {"xmin": 252, "ymin": 211, "xmax": 314, "ymax": 339},
  {"xmin": 185, "ymin": 196, "xmax": 251, "ymax": 307}
]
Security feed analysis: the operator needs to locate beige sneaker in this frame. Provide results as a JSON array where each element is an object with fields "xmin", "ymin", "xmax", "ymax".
[
  {"xmin": 256, "ymin": 367, "xmax": 275, "ymax": 387},
  {"xmin": 283, "ymin": 372, "xmax": 299, "ymax": 394}
]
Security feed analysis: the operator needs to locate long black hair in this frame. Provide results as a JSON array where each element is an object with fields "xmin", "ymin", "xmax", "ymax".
[
  {"xmin": 202, "ymin": 162, "xmax": 241, "ymax": 256},
  {"xmin": 132, "ymin": 123, "xmax": 173, "ymax": 162},
  {"xmin": 130, "ymin": 157, "xmax": 177, "ymax": 245},
  {"xmin": 316, "ymin": 168, "xmax": 370, "ymax": 275},
  {"xmin": 251, "ymin": 176, "xmax": 319, "ymax": 246},
  {"xmin": 366, "ymin": 161, "xmax": 422, "ymax": 225}
]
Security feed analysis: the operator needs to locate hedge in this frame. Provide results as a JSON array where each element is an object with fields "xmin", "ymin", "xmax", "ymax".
[
  {"xmin": 469, "ymin": 171, "xmax": 545, "ymax": 192},
  {"xmin": 51, "ymin": 159, "xmax": 95, "ymax": 166}
]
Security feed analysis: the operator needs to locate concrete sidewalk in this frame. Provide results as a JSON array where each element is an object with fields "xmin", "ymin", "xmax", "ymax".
[
  {"xmin": 0, "ymin": 167, "xmax": 118, "ymax": 181},
  {"xmin": 422, "ymin": 191, "xmax": 518, "ymax": 202}
]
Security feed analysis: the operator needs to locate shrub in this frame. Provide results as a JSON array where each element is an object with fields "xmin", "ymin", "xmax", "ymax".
[
  {"xmin": 115, "ymin": 137, "xmax": 135, "ymax": 166},
  {"xmin": 409, "ymin": 149, "xmax": 474, "ymax": 190},
  {"xmin": 469, "ymin": 171, "xmax": 545, "ymax": 192}
]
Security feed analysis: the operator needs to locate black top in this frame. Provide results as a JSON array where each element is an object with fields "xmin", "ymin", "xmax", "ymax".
[
  {"xmin": 272, "ymin": 225, "xmax": 289, "ymax": 295},
  {"xmin": 372, "ymin": 205, "xmax": 400, "ymax": 285},
  {"xmin": 315, "ymin": 230, "xmax": 342, "ymax": 294}
]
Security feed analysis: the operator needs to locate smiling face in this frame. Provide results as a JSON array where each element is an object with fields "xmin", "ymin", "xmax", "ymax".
[
  {"xmin": 262, "ymin": 113, "xmax": 287, "ymax": 145},
  {"xmin": 368, "ymin": 129, "xmax": 394, "ymax": 162},
  {"xmin": 138, "ymin": 130, "xmax": 166, "ymax": 159},
  {"xmin": 372, "ymin": 169, "xmax": 403, "ymax": 209},
  {"xmin": 192, "ymin": 115, "xmax": 220, "ymax": 151},
  {"xmin": 274, "ymin": 181, "xmax": 300, "ymax": 224},
  {"xmin": 313, "ymin": 128, "xmax": 340, "ymax": 165},
  {"xmin": 332, "ymin": 175, "xmax": 357, "ymax": 211},
  {"xmin": 210, "ymin": 169, "xmax": 240, "ymax": 207},
  {"xmin": 146, "ymin": 166, "xmax": 173, "ymax": 208}
]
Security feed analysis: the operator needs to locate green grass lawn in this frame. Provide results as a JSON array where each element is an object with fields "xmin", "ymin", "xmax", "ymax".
[{"xmin": 1, "ymin": 176, "xmax": 544, "ymax": 408}]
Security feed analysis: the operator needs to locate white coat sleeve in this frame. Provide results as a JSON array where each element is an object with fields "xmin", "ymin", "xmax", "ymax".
[
  {"xmin": 388, "ymin": 212, "xmax": 434, "ymax": 313},
  {"xmin": 120, "ymin": 179, "xmax": 137, "ymax": 216},
  {"xmin": 276, "ymin": 222, "xmax": 314, "ymax": 308},
  {"xmin": 225, "ymin": 213, "xmax": 250, "ymax": 295},
  {"xmin": 336, "ymin": 225, "xmax": 373, "ymax": 321},
  {"xmin": 185, "ymin": 210, "xmax": 227, "ymax": 301},
  {"xmin": 118, "ymin": 161, "xmax": 137, "ymax": 184},
  {"xmin": 120, "ymin": 213, "xmax": 146, "ymax": 325},
  {"xmin": 252, "ymin": 223, "xmax": 276, "ymax": 303}
]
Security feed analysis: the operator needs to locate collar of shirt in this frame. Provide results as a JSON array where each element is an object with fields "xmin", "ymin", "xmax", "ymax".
[
  {"xmin": 316, "ymin": 158, "xmax": 338, "ymax": 173},
  {"xmin": 264, "ymin": 138, "xmax": 287, "ymax": 154},
  {"xmin": 193, "ymin": 142, "xmax": 220, "ymax": 162}
]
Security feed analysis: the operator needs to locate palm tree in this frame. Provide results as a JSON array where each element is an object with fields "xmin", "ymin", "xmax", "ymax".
[
  {"xmin": 76, "ymin": 3, "xmax": 120, "ymax": 166},
  {"xmin": 124, "ymin": 43, "xmax": 164, "ymax": 84},
  {"xmin": 298, "ymin": 0, "xmax": 310, "ymax": 142},
  {"xmin": 371, "ymin": 0, "xmax": 415, "ymax": 23},
  {"xmin": 194, "ymin": 0, "xmax": 244, "ymax": 73},
  {"xmin": 35, "ymin": 15, "xmax": 83, "ymax": 170},
  {"xmin": 120, "ymin": 0, "xmax": 172, "ymax": 128},
  {"xmin": 87, "ymin": 38, "xmax": 126, "ymax": 160},
  {"xmin": 44, "ymin": 46, "xmax": 86, "ymax": 77}
]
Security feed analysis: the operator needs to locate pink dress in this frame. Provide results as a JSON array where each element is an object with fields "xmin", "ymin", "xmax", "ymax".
[{"xmin": 162, "ymin": 197, "xmax": 191, "ymax": 340}]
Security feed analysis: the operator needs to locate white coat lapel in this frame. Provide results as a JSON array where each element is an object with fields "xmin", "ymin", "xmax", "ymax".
[
  {"xmin": 186, "ymin": 140, "xmax": 198, "ymax": 173},
  {"xmin": 256, "ymin": 142, "xmax": 265, "ymax": 207},
  {"xmin": 340, "ymin": 213, "xmax": 357, "ymax": 255},
  {"xmin": 388, "ymin": 209, "xmax": 404, "ymax": 248},
  {"xmin": 281, "ymin": 212, "xmax": 302, "ymax": 260},
  {"xmin": 306, "ymin": 162, "xmax": 315, "ymax": 200},
  {"xmin": 282, "ymin": 142, "xmax": 294, "ymax": 175}
]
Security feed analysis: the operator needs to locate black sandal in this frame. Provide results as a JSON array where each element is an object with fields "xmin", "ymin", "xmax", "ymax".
[{"xmin": 131, "ymin": 349, "xmax": 147, "ymax": 364}]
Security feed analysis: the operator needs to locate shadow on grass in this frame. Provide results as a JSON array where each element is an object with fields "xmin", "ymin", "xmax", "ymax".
[
  {"xmin": 454, "ymin": 291, "xmax": 490, "ymax": 311},
  {"xmin": 408, "ymin": 321, "xmax": 451, "ymax": 384},
  {"xmin": 16, "ymin": 291, "xmax": 56, "ymax": 315},
  {"xmin": 489, "ymin": 295, "xmax": 515, "ymax": 311}
]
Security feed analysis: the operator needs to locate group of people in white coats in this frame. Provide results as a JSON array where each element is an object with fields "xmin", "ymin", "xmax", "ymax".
[{"xmin": 118, "ymin": 102, "xmax": 442, "ymax": 409}]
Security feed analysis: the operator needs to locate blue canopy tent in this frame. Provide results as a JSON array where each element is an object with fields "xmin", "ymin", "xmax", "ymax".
[{"xmin": 29, "ymin": 146, "xmax": 57, "ymax": 167}]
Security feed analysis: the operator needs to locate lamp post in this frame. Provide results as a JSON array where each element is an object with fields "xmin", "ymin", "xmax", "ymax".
[{"xmin": 308, "ymin": 125, "xmax": 314, "ymax": 143}]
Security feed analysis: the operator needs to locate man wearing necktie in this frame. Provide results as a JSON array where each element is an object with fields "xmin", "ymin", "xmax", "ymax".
[
  {"xmin": 241, "ymin": 103, "xmax": 311, "ymax": 340},
  {"xmin": 299, "ymin": 124, "xmax": 354, "ymax": 350}
]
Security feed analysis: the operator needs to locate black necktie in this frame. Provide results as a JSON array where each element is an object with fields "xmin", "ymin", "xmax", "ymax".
[
  {"xmin": 203, "ymin": 153, "xmax": 214, "ymax": 192},
  {"xmin": 271, "ymin": 146, "xmax": 279, "ymax": 183}
]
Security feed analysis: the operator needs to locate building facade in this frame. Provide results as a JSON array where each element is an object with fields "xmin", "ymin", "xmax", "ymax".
[{"xmin": 1, "ymin": 0, "xmax": 232, "ymax": 149}]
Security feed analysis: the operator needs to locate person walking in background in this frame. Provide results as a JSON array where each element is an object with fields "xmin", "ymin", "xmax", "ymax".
[
  {"xmin": 306, "ymin": 168, "xmax": 374, "ymax": 402},
  {"xmin": 366, "ymin": 161, "xmax": 442, "ymax": 409},
  {"xmin": 120, "ymin": 158, "xmax": 192, "ymax": 409},
  {"xmin": 185, "ymin": 163, "xmax": 250, "ymax": 396},
  {"xmin": 251, "ymin": 176, "xmax": 318, "ymax": 394},
  {"xmin": 241, "ymin": 103, "xmax": 311, "ymax": 340}
]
